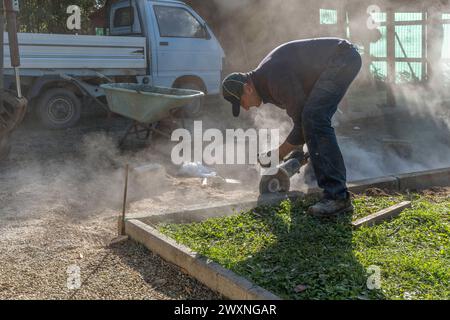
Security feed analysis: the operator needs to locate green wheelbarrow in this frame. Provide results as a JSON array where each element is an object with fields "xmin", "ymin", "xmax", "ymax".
[{"xmin": 101, "ymin": 83, "xmax": 204, "ymax": 146}]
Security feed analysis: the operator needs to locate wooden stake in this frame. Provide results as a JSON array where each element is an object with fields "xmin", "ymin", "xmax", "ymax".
[
  {"xmin": 119, "ymin": 164, "xmax": 129, "ymax": 236},
  {"xmin": 386, "ymin": 7, "xmax": 396, "ymax": 107},
  {"xmin": 352, "ymin": 201, "xmax": 412, "ymax": 228}
]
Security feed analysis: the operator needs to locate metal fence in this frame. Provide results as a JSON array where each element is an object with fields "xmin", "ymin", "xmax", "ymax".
[{"xmin": 321, "ymin": 9, "xmax": 450, "ymax": 85}]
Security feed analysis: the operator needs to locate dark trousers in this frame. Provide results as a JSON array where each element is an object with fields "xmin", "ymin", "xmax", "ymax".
[{"xmin": 302, "ymin": 42, "xmax": 362, "ymax": 200}]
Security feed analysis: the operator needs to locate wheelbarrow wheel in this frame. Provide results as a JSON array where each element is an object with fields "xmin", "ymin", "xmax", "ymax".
[
  {"xmin": 37, "ymin": 88, "xmax": 81, "ymax": 129},
  {"xmin": 118, "ymin": 121, "xmax": 160, "ymax": 148}
]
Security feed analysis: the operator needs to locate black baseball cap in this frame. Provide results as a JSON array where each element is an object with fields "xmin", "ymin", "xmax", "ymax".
[{"xmin": 222, "ymin": 72, "xmax": 248, "ymax": 117}]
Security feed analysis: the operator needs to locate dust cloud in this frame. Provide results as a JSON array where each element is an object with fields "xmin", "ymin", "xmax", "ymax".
[
  {"xmin": 0, "ymin": 130, "xmax": 173, "ymax": 220},
  {"xmin": 203, "ymin": 0, "xmax": 450, "ymax": 183}
]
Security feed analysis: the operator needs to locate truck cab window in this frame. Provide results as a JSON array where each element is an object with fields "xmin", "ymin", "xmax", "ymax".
[
  {"xmin": 114, "ymin": 7, "xmax": 134, "ymax": 28},
  {"xmin": 154, "ymin": 6, "xmax": 207, "ymax": 38}
]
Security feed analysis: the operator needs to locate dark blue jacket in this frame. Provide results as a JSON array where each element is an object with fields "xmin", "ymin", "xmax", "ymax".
[{"xmin": 249, "ymin": 38, "xmax": 351, "ymax": 145}]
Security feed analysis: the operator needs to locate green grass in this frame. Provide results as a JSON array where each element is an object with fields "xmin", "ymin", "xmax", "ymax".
[{"xmin": 158, "ymin": 193, "xmax": 450, "ymax": 300}]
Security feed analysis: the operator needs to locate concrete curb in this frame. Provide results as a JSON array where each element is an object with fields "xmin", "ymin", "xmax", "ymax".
[
  {"xmin": 125, "ymin": 219, "xmax": 282, "ymax": 300},
  {"xmin": 132, "ymin": 191, "xmax": 316, "ymax": 225},
  {"xmin": 125, "ymin": 167, "xmax": 450, "ymax": 300},
  {"xmin": 396, "ymin": 167, "xmax": 450, "ymax": 191},
  {"xmin": 348, "ymin": 175, "xmax": 399, "ymax": 194}
]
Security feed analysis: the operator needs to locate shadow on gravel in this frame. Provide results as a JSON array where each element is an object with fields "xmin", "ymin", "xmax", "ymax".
[{"xmin": 107, "ymin": 240, "xmax": 223, "ymax": 300}]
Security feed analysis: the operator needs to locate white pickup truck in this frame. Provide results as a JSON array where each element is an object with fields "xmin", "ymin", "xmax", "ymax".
[{"xmin": 3, "ymin": 0, "xmax": 225, "ymax": 128}]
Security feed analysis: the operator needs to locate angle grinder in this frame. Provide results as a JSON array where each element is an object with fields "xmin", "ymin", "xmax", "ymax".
[{"xmin": 259, "ymin": 149, "xmax": 309, "ymax": 194}]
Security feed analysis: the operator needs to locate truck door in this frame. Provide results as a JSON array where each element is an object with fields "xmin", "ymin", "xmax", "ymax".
[{"xmin": 149, "ymin": 3, "xmax": 223, "ymax": 93}]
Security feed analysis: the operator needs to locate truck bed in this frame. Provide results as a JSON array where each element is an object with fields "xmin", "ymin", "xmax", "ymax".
[{"xmin": 3, "ymin": 33, "xmax": 147, "ymax": 77}]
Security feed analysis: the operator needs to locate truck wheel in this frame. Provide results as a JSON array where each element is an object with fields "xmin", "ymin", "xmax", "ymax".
[
  {"xmin": 37, "ymin": 88, "xmax": 82, "ymax": 129},
  {"xmin": 175, "ymin": 82, "xmax": 205, "ymax": 118}
]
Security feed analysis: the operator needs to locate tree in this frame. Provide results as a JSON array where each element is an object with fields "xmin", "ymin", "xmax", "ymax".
[{"xmin": 18, "ymin": 0, "xmax": 106, "ymax": 34}]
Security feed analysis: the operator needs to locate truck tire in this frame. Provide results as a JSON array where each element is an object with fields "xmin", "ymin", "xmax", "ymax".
[
  {"xmin": 175, "ymin": 82, "xmax": 205, "ymax": 118},
  {"xmin": 37, "ymin": 88, "xmax": 82, "ymax": 129}
]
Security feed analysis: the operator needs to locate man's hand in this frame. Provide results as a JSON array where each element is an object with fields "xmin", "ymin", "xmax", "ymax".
[
  {"xmin": 279, "ymin": 141, "xmax": 298, "ymax": 161},
  {"xmin": 258, "ymin": 141, "xmax": 301, "ymax": 168}
]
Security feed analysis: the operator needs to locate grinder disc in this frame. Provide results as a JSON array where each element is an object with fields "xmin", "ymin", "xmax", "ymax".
[{"xmin": 259, "ymin": 167, "xmax": 291, "ymax": 194}]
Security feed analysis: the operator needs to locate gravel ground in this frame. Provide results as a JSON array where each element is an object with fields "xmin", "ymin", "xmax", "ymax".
[
  {"xmin": 0, "ymin": 221, "xmax": 223, "ymax": 300},
  {"xmin": 0, "ymin": 114, "xmax": 244, "ymax": 300},
  {"xmin": 0, "ymin": 217, "xmax": 223, "ymax": 300}
]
